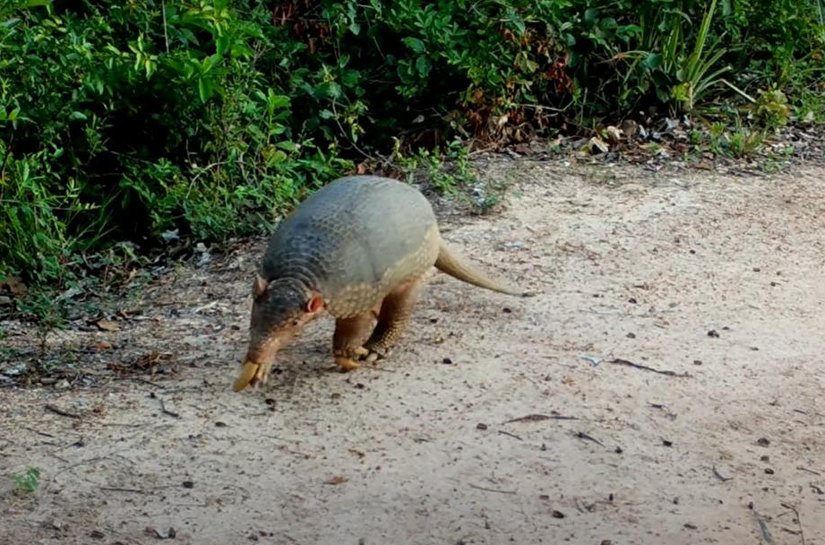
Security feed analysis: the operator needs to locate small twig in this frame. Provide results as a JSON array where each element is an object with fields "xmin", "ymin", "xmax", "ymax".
[
  {"xmin": 574, "ymin": 431, "xmax": 605, "ymax": 447},
  {"xmin": 503, "ymin": 414, "xmax": 578, "ymax": 424},
  {"xmin": 468, "ymin": 483, "xmax": 517, "ymax": 495},
  {"xmin": 712, "ymin": 465, "xmax": 733, "ymax": 482},
  {"xmin": 101, "ymin": 486, "xmax": 145, "ymax": 494},
  {"xmin": 0, "ymin": 133, "xmax": 12, "ymax": 178},
  {"xmin": 99, "ymin": 422, "xmax": 146, "ymax": 428},
  {"xmin": 780, "ymin": 503, "xmax": 806, "ymax": 545},
  {"xmin": 365, "ymin": 366, "xmax": 397, "ymax": 373},
  {"xmin": 754, "ymin": 513, "xmax": 775, "ymax": 545},
  {"xmin": 609, "ymin": 358, "xmax": 690, "ymax": 377},
  {"xmin": 47, "ymin": 452, "xmax": 71, "ymax": 464},
  {"xmin": 22, "ymin": 425, "xmax": 55, "ymax": 438},
  {"xmin": 50, "ymin": 454, "xmax": 118, "ymax": 486},
  {"xmin": 161, "ymin": 0, "xmax": 169, "ymax": 53},
  {"xmin": 512, "ymin": 103, "xmax": 568, "ymax": 113},
  {"xmin": 129, "ymin": 376, "xmax": 166, "ymax": 389},
  {"xmin": 158, "ymin": 398, "xmax": 180, "ymax": 419},
  {"xmin": 45, "ymin": 404, "xmax": 81, "ymax": 419},
  {"xmin": 796, "ymin": 466, "xmax": 821, "ymax": 476},
  {"xmin": 498, "ymin": 430, "xmax": 523, "ymax": 441}
]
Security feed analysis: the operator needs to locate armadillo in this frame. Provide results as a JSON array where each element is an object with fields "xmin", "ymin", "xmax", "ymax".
[{"xmin": 233, "ymin": 175, "xmax": 524, "ymax": 392}]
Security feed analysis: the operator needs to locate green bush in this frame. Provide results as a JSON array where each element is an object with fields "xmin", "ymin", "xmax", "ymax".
[
  {"xmin": 0, "ymin": 1, "xmax": 350, "ymax": 286},
  {"xmin": 1, "ymin": 0, "xmax": 822, "ymax": 290}
]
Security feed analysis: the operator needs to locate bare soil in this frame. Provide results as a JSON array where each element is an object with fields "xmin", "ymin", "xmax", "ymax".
[{"xmin": 1, "ymin": 160, "xmax": 824, "ymax": 545}]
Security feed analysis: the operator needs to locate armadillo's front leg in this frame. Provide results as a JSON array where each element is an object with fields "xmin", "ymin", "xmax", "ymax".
[
  {"xmin": 361, "ymin": 278, "xmax": 423, "ymax": 362},
  {"xmin": 332, "ymin": 305, "xmax": 380, "ymax": 371}
]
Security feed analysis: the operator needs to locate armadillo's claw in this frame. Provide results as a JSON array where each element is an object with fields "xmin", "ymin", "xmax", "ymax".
[
  {"xmin": 334, "ymin": 356, "xmax": 361, "ymax": 372},
  {"xmin": 233, "ymin": 361, "xmax": 260, "ymax": 392},
  {"xmin": 332, "ymin": 346, "xmax": 386, "ymax": 371}
]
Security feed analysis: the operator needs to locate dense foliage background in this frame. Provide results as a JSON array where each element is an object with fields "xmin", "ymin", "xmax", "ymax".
[{"xmin": 1, "ymin": 0, "xmax": 823, "ymax": 288}]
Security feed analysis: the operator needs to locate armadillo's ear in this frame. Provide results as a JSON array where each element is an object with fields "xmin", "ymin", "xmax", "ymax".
[
  {"xmin": 306, "ymin": 294, "xmax": 325, "ymax": 314},
  {"xmin": 253, "ymin": 274, "xmax": 268, "ymax": 299}
]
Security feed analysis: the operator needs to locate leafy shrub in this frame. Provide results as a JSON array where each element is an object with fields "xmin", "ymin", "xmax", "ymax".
[
  {"xmin": 1, "ymin": 1, "xmax": 349, "ymax": 286},
  {"xmin": 1, "ymin": 0, "xmax": 822, "ymax": 290}
]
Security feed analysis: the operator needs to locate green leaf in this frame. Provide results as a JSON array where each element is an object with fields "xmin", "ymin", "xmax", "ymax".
[
  {"xmin": 643, "ymin": 53, "xmax": 662, "ymax": 69},
  {"xmin": 276, "ymin": 140, "xmax": 299, "ymax": 152},
  {"xmin": 402, "ymin": 37, "xmax": 426, "ymax": 54},
  {"xmin": 415, "ymin": 55, "xmax": 431, "ymax": 77},
  {"xmin": 216, "ymin": 34, "xmax": 230, "ymax": 56},
  {"xmin": 267, "ymin": 93, "xmax": 290, "ymax": 110},
  {"xmin": 198, "ymin": 77, "xmax": 213, "ymax": 103}
]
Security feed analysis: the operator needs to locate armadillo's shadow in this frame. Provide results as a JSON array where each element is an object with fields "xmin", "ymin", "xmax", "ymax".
[{"xmin": 233, "ymin": 313, "xmax": 398, "ymax": 400}]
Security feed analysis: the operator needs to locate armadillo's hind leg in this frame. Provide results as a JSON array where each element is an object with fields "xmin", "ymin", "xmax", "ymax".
[
  {"xmin": 361, "ymin": 278, "xmax": 423, "ymax": 363},
  {"xmin": 332, "ymin": 304, "xmax": 380, "ymax": 372}
]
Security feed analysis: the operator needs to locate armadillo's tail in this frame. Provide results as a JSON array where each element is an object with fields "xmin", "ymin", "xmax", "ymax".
[{"xmin": 435, "ymin": 241, "xmax": 527, "ymax": 297}]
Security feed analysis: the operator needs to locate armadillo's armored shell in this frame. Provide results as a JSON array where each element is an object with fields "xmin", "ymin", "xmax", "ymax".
[{"xmin": 261, "ymin": 176, "xmax": 441, "ymax": 318}]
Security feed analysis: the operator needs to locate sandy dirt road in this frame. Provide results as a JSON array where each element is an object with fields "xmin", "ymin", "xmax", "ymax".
[{"xmin": 1, "ymin": 160, "xmax": 824, "ymax": 545}]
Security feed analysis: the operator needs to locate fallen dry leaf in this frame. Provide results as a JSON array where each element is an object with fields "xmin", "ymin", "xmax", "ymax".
[
  {"xmin": 604, "ymin": 125, "xmax": 624, "ymax": 143},
  {"xmin": 0, "ymin": 276, "xmax": 27, "ymax": 297},
  {"xmin": 582, "ymin": 136, "xmax": 609, "ymax": 154},
  {"xmin": 323, "ymin": 476, "xmax": 349, "ymax": 485},
  {"xmin": 135, "ymin": 351, "xmax": 163, "ymax": 369},
  {"xmin": 96, "ymin": 320, "xmax": 121, "ymax": 332}
]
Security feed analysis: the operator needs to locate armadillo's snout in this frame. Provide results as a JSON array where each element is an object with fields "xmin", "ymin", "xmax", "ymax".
[
  {"xmin": 233, "ymin": 361, "xmax": 261, "ymax": 392},
  {"xmin": 232, "ymin": 343, "xmax": 280, "ymax": 392}
]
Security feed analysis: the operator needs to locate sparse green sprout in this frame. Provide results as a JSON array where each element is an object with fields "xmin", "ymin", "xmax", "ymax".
[{"xmin": 12, "ymin": 467, "xmax": 41, "ymax": 494}]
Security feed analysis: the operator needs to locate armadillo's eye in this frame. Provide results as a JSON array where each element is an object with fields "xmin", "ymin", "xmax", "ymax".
[{"xmin": 292, "ymin": 320, "xmax": 299, "ymax": 326}]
